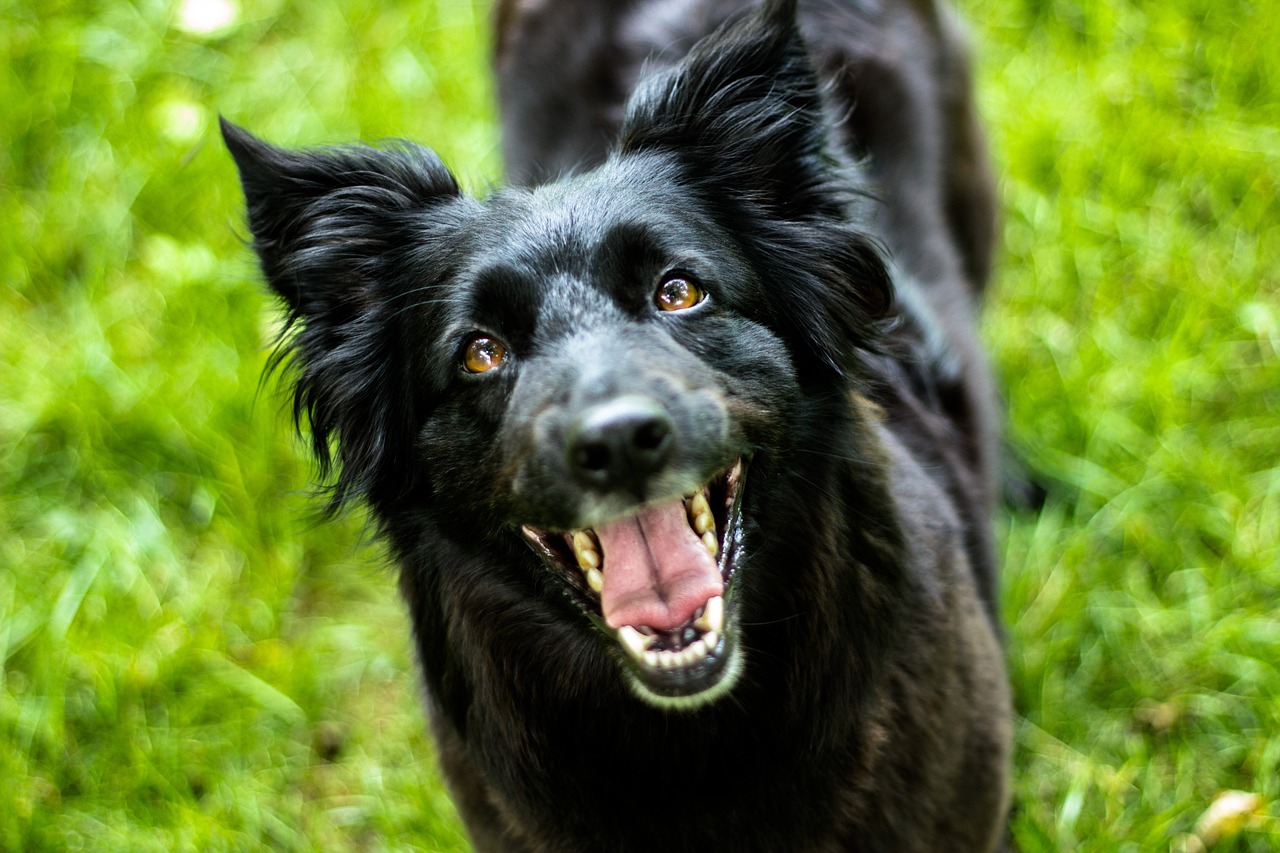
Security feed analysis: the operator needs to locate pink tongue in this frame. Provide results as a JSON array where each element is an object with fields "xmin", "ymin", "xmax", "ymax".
[{"xmin": 597, "ymin": 498, "xmax": 723, "ymax": 632}]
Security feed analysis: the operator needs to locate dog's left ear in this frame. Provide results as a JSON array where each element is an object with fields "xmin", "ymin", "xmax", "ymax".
[
  {"xmin": 619, "ymin": 0, "xmax": 825, "ymax": 217},
  {"xmin": 619, "ymin": 0, "xmax": 893, "ymax": 378}
]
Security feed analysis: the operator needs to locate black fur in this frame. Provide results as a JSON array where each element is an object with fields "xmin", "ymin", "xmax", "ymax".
[{"xmin": 224, "ymin": 0, "xmax": 1011, "ymax": 849}]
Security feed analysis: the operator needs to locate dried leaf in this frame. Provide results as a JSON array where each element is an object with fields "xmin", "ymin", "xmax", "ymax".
[{"xmin": 1193, "ymin": 790, "xmax": 1264, "ymax": 848}]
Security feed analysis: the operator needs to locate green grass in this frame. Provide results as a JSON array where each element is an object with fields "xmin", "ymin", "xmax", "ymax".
[{"xmin": 0, "ymin": 0, "xmax": 1275, "ymax": 849}]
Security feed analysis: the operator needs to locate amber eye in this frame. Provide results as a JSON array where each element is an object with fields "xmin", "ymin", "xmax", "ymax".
[
  {"xmin": 654, "ymin": 275, "xmax": 704, "ymax": 312},
  {"xmin": 462, "ymin": 335, "xmax": 508, "ymax": 374}
]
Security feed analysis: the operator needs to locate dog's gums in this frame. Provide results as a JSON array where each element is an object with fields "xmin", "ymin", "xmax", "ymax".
[{"xmin": 521, "ymin": 459, "xmax": 746, "ymax": 705}]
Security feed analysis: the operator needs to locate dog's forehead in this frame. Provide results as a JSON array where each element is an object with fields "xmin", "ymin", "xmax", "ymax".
[
  {"xmin": 482, "ymin": 158, "xmax": 695, "ymax": 271},
  {"xmin": 462, "ymin": 160, "xmax": 717, "ymax": 336}
]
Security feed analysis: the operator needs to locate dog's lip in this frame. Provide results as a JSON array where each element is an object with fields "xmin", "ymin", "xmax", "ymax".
[{"xmin": 519, "ymin": 458, "xmax": 749, "ymax": 704}]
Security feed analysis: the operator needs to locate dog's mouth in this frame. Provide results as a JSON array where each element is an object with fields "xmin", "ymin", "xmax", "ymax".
[{"xmin": 521, "ymin": 459, "xmax": 747, "ymax": 708}]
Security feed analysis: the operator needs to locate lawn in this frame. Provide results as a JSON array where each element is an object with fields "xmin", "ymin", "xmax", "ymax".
[{"xmin": 1, "ymin": 0, "xmax": 1276, "ymax": 850}]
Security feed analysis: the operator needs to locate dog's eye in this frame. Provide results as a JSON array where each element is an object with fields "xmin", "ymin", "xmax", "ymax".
[
  {"xmin": 655, "ymin": 275, "xmax": 704, "ymax": 312},
  {"xmin": 462, "ymin": 334, "xmax": 508, "ymax": 374}
]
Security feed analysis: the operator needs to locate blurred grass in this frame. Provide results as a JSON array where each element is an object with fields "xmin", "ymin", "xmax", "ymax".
[
  {"xmin": 974, "ymin": 0, "xmax": 1279, "ymax": 849},
  {"xmin": 0, "ymin": 0, "xmax": 1275, "ymax": 849}
]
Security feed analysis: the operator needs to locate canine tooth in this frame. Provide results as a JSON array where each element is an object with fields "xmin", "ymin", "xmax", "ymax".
[
  {"xmin": 701, "ymin": 531, "xmax": 718, "ymax": 556},
  {"xmin": 586, "ymin": 567, "xmax": 603, "ymax": 593},
  {"xmin": 618, "ymin": 626, "xmax": 648, "ymax": 660},
  {"xmin": 696, "ymin": 596, "xmax": 724, "ymax": 633}
]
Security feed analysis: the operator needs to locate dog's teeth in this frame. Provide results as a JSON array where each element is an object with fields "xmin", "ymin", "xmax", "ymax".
[
  {"xmin": 693, "ymin": 511, "xmax": 714, "ymax": 536},
  {"xmin": 702, "ymin": 630, "xmax": 719, "ymax": 652},
  {"xmin": 634, "ymin": 637, "xmax": 711, "ymax": 671},
  {"xmin": 586, "ymin": 567, "xmax": 603, "ymax": 593},
  {"xmin": 689, "ymin": 492, "xmax": 711, "ymax": 521},
  {"xmin": 701, "ymin": 531, "xmax": 718, "ymax": 557},
  {"xmin": 695, "ymin": 596, "xmax": 724, "ymax": 633},
  {"xmin": 572, "ymin": 531, "xmax": 600, "ymax": 569},
  {"xmin": 618, "ymin": 626, "xmax": 648, "ymax": 660}
]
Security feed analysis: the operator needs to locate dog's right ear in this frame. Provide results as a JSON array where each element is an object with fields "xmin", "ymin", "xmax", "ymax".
[
  {"xmin": 220, "ymin": 117, "xmax": 463, "ymax": 312},
  {"xmin": 220, "ymin": 118, "xmax": 470, "ymax": 511}
]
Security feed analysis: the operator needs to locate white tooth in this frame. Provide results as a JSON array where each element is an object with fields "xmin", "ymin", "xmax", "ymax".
[
  {"xmin": 702, "ymin": 630, "xmax": 718, "ymax": 652},
  {"xmin": 689, "ymin": 639, "xmax": 708, "ymax": 660},
  {"xmin": 643, "ymin": 650, "xmax": 659, "ymax": 668},
  {"xmin": 696, "ymin": 596, "xmax": 724, "ymax": 633},
  {"xmin": 680, "ymin": 646, "xmax": 698, "ymax": 666},
  {"xmin": 618, "ymin": 626, "xmax": 647, "ymax": 660},
  {"xmin": 701, "ymin": 531, "xmax": 718, "ymax": 556},
  {"xmin": 693, "ymin": 511, "xmax": 714, "ymax": 535},
  {"xmin": 586, "ymin": 567, "xmax": 603, "ymax": 593},
  {"xmin": 659, "ymin": 651, "xmax": 677, "ymax": 670}
]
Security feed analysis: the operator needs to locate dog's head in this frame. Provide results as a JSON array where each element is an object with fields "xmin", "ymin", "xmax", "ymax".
[{"xmin": 224, "ymin": 0, "xmax": 891, "ymax": 708}]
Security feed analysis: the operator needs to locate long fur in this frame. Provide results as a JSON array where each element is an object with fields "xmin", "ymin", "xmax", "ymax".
[{"xmin": 224, "ymin": 0, "xmax": 1012, "ymax": 849}]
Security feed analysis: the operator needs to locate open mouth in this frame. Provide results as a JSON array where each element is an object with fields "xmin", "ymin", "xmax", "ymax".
[{"xmin": 521, "ymin": 459, "xmax": 747, "ymax": 707}]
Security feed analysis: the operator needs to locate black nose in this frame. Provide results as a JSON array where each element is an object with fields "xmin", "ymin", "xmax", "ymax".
[{"xmin": 567, "ymin": 396, "xmax": 674, "ymax": 492}]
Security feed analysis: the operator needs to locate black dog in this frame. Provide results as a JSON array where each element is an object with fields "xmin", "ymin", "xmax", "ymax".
[{"xmin": 223, "ymin": 0, "xmax": 1011, "ymax": 849}]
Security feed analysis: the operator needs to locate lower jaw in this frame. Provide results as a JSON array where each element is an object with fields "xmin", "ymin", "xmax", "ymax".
[{"xmin": 622, "ymin": 620, "xmax": 744, "ymax": 709}]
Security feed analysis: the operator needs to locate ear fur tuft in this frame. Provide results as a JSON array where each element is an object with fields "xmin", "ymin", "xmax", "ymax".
[
  {"xmin": 616, "ymin": 3, "xmax": 893, "ymax": 381},
  {"xmin": 221, "ymin": 118, "xmax": 468, "ymax": 512}
]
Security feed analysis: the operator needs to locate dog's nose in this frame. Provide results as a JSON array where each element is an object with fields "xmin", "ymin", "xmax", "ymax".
[{"xmin": 567, "ymin": 395, "xmax": 674, "ymax": 492}]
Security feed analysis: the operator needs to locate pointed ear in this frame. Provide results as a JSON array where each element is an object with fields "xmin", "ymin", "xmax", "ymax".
[
  {"xmin": 617, "ymin": 0, "xmax": 893, "ymax": 380},
  {"xmin": 221, "ymin": 118, "xmax": 468, "ymax": 511},
  {"xmin": 618, "ymin": 0, "xmax": 827, "ymax": 217},
  {"xmin": 220, "ymin": 117, "xmax": 462, "ymax": 311}
]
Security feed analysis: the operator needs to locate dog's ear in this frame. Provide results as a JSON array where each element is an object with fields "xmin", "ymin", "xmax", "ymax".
[
  {"xmin": 618, "ymin": 0, "xmax": 893, "ymax": 380},
  {"xmin": 221, "ymin": 118, "xmax": 467, "ymax": 511},
  {"xmin": 619, "ymin": 0, "xmax": 823, "ymax": 216},
  {"xmin": 221, "ymin": 117, "xmax": 462, "ymax": 311}
]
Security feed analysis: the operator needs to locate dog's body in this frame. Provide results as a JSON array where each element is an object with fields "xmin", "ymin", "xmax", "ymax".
[{"xmin": 224, "ymin": 0, "xmax": 1011, "ymax": 849}]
